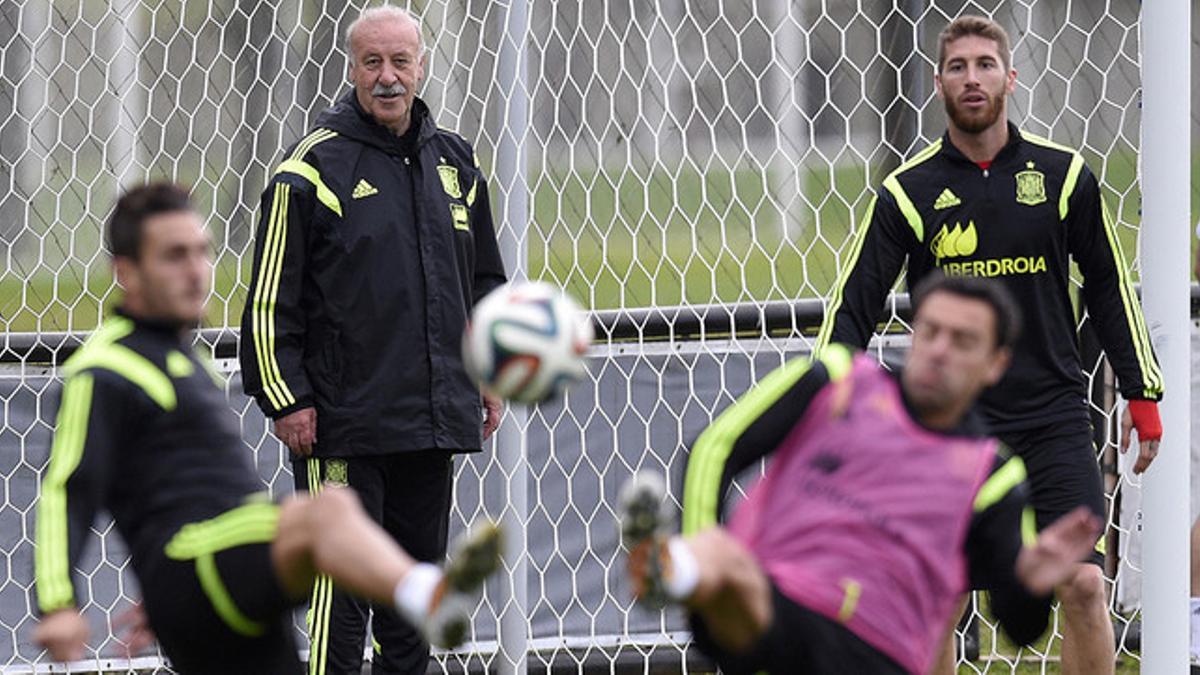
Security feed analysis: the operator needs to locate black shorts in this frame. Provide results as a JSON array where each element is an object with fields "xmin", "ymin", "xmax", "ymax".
[
  {"xmin": 140, "ymin": 502, "xmax": 301, "ymax": 675},
  {"xmin": 689, "ymin": 582, "xmax": 906, "ymax": 675},
  {"xmin": 1000, "ymin": 418, "xmax": 1106, "ymax": 567}
]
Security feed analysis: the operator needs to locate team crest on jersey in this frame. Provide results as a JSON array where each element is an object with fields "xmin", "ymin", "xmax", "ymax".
[
  {"xmin": 437, "ymin": 161, "xmax": 462, "ymax": 199},
  {"xmin": 1015, "ymin": 162, "xmax": 1047, "ymax": 206},
  {"xmin": 324, "ymin": 459, "xmax": 348, "ymax": 487}
]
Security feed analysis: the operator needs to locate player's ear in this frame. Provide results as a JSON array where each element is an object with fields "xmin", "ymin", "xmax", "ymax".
[
  {"xmin": 112, "ymin": 256, "xmax": 136, "ymax": 293},
  {"xmin": 984, "ymin": 346, "xmax": 1011, "ymax": 386},
  {"xmin": 933, "ymin": 72, "xmax": 944, "ymax": 98},
  {"xmin": 1006, "ymin": 67, "xmax": 1017, "ymax": 94}
]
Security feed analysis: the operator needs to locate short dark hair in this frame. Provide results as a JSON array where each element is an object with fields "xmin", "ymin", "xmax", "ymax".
[
  {"xmin": 911, "ymin": 273, "xmax": 1022, "ymax": 349},
  {"xmin": 937, "ymin": 15, "xmax": 1012, "ymax": 73},
  {"xmin": 107, "ymin": 182, "xmax": 193, "ymax": 260}
]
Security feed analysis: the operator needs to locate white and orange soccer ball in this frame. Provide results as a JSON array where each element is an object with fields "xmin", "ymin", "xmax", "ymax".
[{"xmin": 463, "ymin": 281, "xmax": 593, "ymax": 403}]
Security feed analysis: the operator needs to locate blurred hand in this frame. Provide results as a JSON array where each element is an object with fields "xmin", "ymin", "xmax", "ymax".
[
  {"xmin": 1120, "ymin": 400, "xmax": 1162, "ymax": 475},
  {"xmin": 114, "ymin": 601, "xmax": 155, "ymax": 656},
  {"xmin": 34, "ymin": 608, "xmax": 89, "ymax": 663},
  {"xmin": 483, "ymin": 392, "xmax": 503, "ymax": 440},
  {"xmin": 1015, "ymin": 506, "xmax": 1102, "ymax": 595},
  {"xmin": 274, "ymin": 407, "xmax": 317, "ymax": 457}
]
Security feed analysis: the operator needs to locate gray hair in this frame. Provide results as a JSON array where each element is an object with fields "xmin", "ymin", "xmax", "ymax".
[{"xmin": 344, "ymin": 5, "xmax": 425, "ymax": 64}]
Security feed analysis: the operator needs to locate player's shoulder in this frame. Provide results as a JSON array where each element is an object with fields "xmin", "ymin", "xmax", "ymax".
[
  {"xmin": 281, "ymin": 126, "xmax": 346, "ymax": 166},
  {"xmin": 987, "ymin": 441, "xmax": 1026, "ymax": 476},
  {"xmin": 62, "ymin": 317, "xmax": 176, "ymax": 409},
  {"xmin": 809, "ymin": 343, "xmax": 858, "ymax": 382},
  {"xmin": 1015, "ymin": 129, "xmax": 1086, "ymax": 173},
  {"xmin": 885, "ymin": 136, "xmax": 948, "ymax": 182}
]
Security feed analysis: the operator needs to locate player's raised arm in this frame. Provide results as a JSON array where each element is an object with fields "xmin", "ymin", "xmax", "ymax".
[{"xmin": 681, "ymin": 344, "xmax": 852, "ymax": 535}]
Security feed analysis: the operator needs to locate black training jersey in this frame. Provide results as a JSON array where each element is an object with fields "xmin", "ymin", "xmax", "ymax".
[
  {"xmin": 816, "ymin": 123, "xmax": 1162, "ymax": 431},
  {"xmin": 35, "ymin": 311, "xmax": 263, "ymax": 614}
]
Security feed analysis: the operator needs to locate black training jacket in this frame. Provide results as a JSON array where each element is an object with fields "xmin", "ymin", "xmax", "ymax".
[
  {"xmin": 240, "ymin": 92, "xmax": 506, "ymax": 455},
  {"xmin": 816, "ymin": 124, "xmax": 1162, "ymax": 431},
  {"xmin": 36, "ymin": 311, "xmax": 264, "ymax": 614}
]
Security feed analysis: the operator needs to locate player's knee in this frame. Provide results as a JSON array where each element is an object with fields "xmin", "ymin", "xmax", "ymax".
[
  {"xmin": 311, "ymin": 486, "xmax": 361, "ymax": 526},
  {"xmin": 1058, "ymin": 564, "xmax": 1106, "ymax": 609}
]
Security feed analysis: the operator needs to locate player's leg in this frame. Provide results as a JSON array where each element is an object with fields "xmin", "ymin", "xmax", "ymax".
[
  {"xmin": 371, "ymin": 450, "xmax": 456, "ymax": 675},
  {"xmin": 677, "ymin": 528, "xmax": 775, "ymax": 651},
  {"xmin": 620, "ymin": 472, "xmax": 771, "ymax": 651},
  {"xmin": 620, "ymin": 473, "xmax": 905, "ymax": 675},
  {"xmin": 293, "ymin": 456, "xmax": 374, "ymax": 675},
  {"xmin": 149, "ymin": 503, "xmax": 306, "ymax": 674},
  {"xmin": 1008, "ymin": 421, "xmax": 1113, "ymax": 675},
  {"xmin": 1058, "ymin": 562, "xmax": 1112, "ymax": 675},
  {"xmin": 930, "ymin": 594, "xmax": 971, "ymax": 675},
  {"xmin": 271, "ymin": 485, "xmax": 501, "ymax": 650}
]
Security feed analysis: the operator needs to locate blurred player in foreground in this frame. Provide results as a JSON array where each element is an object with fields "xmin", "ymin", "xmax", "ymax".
[
  {"xmin": 621, "ymin": 274, "xmax": 1100, "ymax": 675},
  {"xmin": 32, "ymin": 183, "xmax": 502, "ymax": 674}
]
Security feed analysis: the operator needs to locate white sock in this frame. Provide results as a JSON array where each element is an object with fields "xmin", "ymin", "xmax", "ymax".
[
  {"xmin": 394, "ymin": 563, "xmax": 444, "ymax": 626},
  {"xmin": 1191, "ymin": 598, "xmax": 1200, "ymax": 660},
  {"xmin": 663, "ymin": 537, "xmax": 700, "ymax": 601}
]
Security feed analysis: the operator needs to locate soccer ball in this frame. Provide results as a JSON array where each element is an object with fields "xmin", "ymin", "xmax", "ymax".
[{"xmin": 463, "ymin": 281, "xmax": 593, "ymax": 403}]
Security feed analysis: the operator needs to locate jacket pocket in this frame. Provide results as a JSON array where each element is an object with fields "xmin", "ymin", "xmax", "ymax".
[{"xmin": 307, "ymin": 327, "xmax": 343, "ymax": 403}]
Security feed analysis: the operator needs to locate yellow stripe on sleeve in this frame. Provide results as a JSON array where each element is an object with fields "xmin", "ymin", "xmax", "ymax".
[{"xmin": 35, "ymin": 374, "xmax": 95, "ymax": 612}]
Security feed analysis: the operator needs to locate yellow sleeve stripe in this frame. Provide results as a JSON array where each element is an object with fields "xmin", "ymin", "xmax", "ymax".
[
  {"xmin": 251, "ymin": 183, "xmax": 297, "ymax": 410},
  {"xmin": 275, "ymin": 159, "xmax": 342, "ymax": 217},
  {"xmin": 974, "ymin": 455, "xmax": 1027, "ymax": 512},
  {"xmin": 290, "ymin": 128, "xmax": 337, "ymax": 161},
  {"xmin": 1058, "ymin": 152, "xmax": 1085, "ymax": 220},
  {"xmin": 1098, "ymin": 199, "xmax": 1164, "ymax": 396},
  {"xmin": 1021, "ymin": 506, "xmax": 1037, "ymax": 547},
  {"xmin": 882, "ymin": 175, "xmax": 924, "ymax": 242},
  {"xmin": 35, "ymin": 373, "xmax": 95, "ymax": 613},
  {"xmin": 682, "ymin": 345, "xmax": 852, "ymax": 534},
  {"xmin": 814, "ymin": 196, "xmax": 878, "ymax": 352}
]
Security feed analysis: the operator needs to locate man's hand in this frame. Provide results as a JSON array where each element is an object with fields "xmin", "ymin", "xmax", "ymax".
[
  {"xmin": 34, "ymin": 608, "xmax": 89, "ymax": 663},
  {"xmin": 1121, "ymin": 399, "xmax": 1162, "ymax": 475},
  {"xmin": 274, "ymin": 407, "xmax": 317, "ymax": 457},
  {"xmin": 1015, "ymin": 506, "xmax": 1102, "ymax": 596},
  {"xmin": 114, "ymin": 602, "xmax": 155, "ymax": 656},
  {"xmin": 483, "ymin": 392, "xmax": 503, "ymax": 440}
]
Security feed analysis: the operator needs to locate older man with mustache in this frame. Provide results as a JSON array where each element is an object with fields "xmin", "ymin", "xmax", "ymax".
[{"xmin": 239, "ymin": 7, "xmax": 507, "ymax": 674}]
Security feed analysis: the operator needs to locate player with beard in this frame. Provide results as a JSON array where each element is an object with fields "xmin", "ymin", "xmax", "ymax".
[{"xmin": 814, "ymin": 15, "xmax": 1162, "ymax": 675}]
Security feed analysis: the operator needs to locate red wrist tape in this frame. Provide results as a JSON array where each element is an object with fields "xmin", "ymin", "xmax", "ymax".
[{"xmin": 1128, "ymin": 399, "xmax": 1162, "ymax": 441}]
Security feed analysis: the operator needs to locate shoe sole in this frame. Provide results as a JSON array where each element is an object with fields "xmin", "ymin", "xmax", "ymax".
[
  {"xmin": 444, "ymin": 521, "xmax": 504, "ymax": 595},
  {"xmin": 619, "ymin": 472, "xmax": 673, "ymax": 608},
  {"xmin": 619, "ymin": 471, "xmax": 668, "ymax": 547}
]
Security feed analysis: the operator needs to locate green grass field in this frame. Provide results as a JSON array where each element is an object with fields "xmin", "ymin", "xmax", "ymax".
[{"xmin": 1, "ymin": 148, "xmax": 1159, "ymax": 335}]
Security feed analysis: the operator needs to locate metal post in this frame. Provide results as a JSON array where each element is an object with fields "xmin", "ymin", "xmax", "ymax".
[
  {"xmin": 1138, "ymin": 0, "xmax": 1190, "ymax": 671},
  {"xmin": 494, "ymin": 0, "xmax": 530, "ymax": 672}
]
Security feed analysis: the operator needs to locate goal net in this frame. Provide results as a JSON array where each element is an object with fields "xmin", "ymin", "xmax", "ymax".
[{"xmin": 0, "ymin": 0, "xmax": 1161, "ymax": 672}]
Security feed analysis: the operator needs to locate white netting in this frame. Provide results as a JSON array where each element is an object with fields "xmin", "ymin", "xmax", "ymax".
[{"xmin": 0, "ymin": 0, "xmax": 1167, "ymax": 673}]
